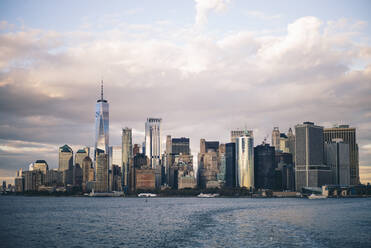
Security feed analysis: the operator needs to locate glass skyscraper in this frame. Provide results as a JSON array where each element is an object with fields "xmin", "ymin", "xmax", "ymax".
[
  {"xmin": 145, "ymin": 118, "xmax": 161, "ymax": 168},
  {"xmin": 95, "ymin": 81, "xmax": 109, "ymax": 156},
  {"xmin": 235, "ymin": 130, "xmax": 254, "ymax": 189}
]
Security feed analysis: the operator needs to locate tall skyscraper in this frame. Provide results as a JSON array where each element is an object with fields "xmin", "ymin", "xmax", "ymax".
[
  {"xmin": 122, "ymin": 128, "xmax": 132, "ymax": 189},
  {"xmin": 287, "ymin": 128, "xmax": 296, "ymax": 163},
  {"xmin": 58, "ymin": 144, "xmax": 73, "ymax": 171},
  {"xmin": 295, "ymin": 122, "xmax": 331, "ymax": 191},
  {"xmin": 272, "ymin": 127, "xmax": 280, "ymax": 151},
  {"xmin": 75, "ymin": 149, "xmax": 88, "ymax": 168},
  {"xmin": 95, "ymin": 80, "xmax": 109, "ymax": 156},
  {"xmin": 324, "ymin": 125, "xmax": 359, "ymax": 185},
  {"xmin": 145, "ymin": 118, "xmax": 161, "ymax": 168},
  {"xmin": 95, "ymin": 148, "xmax": 109, "ymax": 192},
  {"xmin": 236, "ymin": 130, "xmax": 254, "ymax": 189},
  {"xmin": 230, "ymin": 130, "xmax": 245, "ymax": 143},
  {"xmin": 324, "ymin": 139, "xmax": 350, "ymax": 185},
  {"xmin": 225, "ymin": 143, "xmax": 236, "ymax": 187},
  {"xmin": 171, "ymin": 137, "xmax": 190, "ymax": 155},
  {"xmin": 254, "ymin": 143, "xmax": 275, "ymax": 189}
]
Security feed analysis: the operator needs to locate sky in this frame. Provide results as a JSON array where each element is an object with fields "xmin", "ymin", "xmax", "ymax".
[{"xmin": 0, "ymin": 0, "xmax": 371, "ymax": 184}]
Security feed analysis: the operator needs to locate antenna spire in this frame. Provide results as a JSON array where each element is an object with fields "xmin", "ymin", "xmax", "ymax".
[{"xmin": 101, "ymin": 80, "xmax": 104, "ymax": 100}]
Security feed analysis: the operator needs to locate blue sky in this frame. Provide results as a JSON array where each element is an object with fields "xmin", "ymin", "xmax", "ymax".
[{"xmin": 0, "ymin": 0, "xmax": 370, "ymax": 184}]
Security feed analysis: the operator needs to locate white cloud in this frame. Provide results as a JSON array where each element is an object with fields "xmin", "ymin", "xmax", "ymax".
[{"xmin": 194, "ymin": 0, "xmax": 230, "ymax": 27}]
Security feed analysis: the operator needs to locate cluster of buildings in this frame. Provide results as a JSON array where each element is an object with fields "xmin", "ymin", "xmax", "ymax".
[{"xmin": 12, "ymin": 83, "xmax": 361, "ymax": 194}]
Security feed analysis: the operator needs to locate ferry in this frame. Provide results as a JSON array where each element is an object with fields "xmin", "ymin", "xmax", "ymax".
[
  {"xmin": 138, "ymin": 193, "xmax": 157, "ymax": 197},
  {"xmin": 89, "ymin": 190, "xmax": 124, "ymax": 197},
  {"xmin": 197, "ymin": 193, "xmax": 219, "ymax": 198},
  {"xmin": 308, "ymin": 194, "xmax": 327, "ymax": 199}
]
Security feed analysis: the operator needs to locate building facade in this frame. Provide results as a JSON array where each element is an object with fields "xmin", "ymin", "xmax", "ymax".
[
  {"xmin": 236, "ymin": 131, "xmax": 254, "ymax": 189},
  {"xmin": 95, "ymin": 149, "xmax": 109, "ymax": 192},
  {"xmin": 145, "ymin": 118, "xmax": 161, "ymax": 168},
  {"xmin": 324, "ymin": 140, "xmax": 350, "ymax": 185},
  {"xmin": 95, "ymin": 80, "xmax": 109, "ymax": 156},
  {"xmin": 324, "ymin": 125, "xmax": 359, "ymax": 185},
  {"xmin": 254, "ymin": 144, "xmax": 275, "ymax": 189}
]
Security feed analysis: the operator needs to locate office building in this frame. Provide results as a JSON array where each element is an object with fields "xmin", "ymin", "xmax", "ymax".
[
  {"xmin": 272, "ymin": 127, "xmax": 280, "ymax": 151},
  {"xmin": 58, "ymin": 145, "xmax": 73, "ymax": 171},
  {"xmin": 33, "ymin": 160, "xmax": 48, "ymax": 175},
  {"xmin": 198, "ymin": 139, "xmax": 220, "ymax": 188},
  {"xmin": 95, "ymin": 80, "xmax": 109, "ymax": 156},
  {"xmin": 225, "ymin": 142, "xmax": 236, "ymax": 187},
  {"xmin": 95, "ymin": 149, "xmax": 109, "ymax": 192},
  {"xmin": 324, "ymin": 125, "xmax": 359, "ymax": 185},
  {"xmin": 145, "ymin": 118, "xmax": 161, "ymax": 168},
  {"xmin": 324, "ymin": 139, "xmax": 350, "ymax": 185},
  {"xmin": 279, "ymin": 133, "xmax": 290, "ymax": 153},
  {"xmin": 81, "ymin": 156, "xmax": 94, "ymax": 192},
  {"xmin": 45, "ymin": 169, "xmax": 63, "ymax": 187},
  {"xmin": 287, "ymin": 128, "xmax": 295, "ymax": 162},
  {"xmin": 135, "ymin": 168, "xmax": 156, "ymax": 190},
  {"xmin": 236, "ymin": 130, "xmax": 254, "ymax": 189},
  {"xmin": 254, "ymin": 144, "xmax": 275, "ymax": 189},
  {"xmin": 295, "ymin": 122, "xmax": 331, "ymax": 191},
  {"xmin": 75, "ymin": 149, "xmax": 88, "ymax": 168},
  {"xmin": 172, "ymin": 137, "xmax": 190, "ymax": 155},
  {"xmin": 122, "ymin": 128, "xmax": 132, "ymax": 189},
  {"xmin": 231, "ymin": 130, "xmax": 245, "ymax": 143}
]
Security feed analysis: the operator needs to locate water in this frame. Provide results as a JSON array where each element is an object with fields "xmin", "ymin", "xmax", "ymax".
[{"xmin": 0, "ymin": 197, "xmax": 371, "ymax": 248}]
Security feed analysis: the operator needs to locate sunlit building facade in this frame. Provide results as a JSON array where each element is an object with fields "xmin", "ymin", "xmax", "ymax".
[
  {"xmin": 95, "ymin": 80, "xmax": 109, "ymax": 156},
  {"xmin": 236, "ymin": 130, "xmax": 254, "ymax": 189},
  {"xmin": 145, "ymin": 118, "xmax": 161, "ymax": 168}
]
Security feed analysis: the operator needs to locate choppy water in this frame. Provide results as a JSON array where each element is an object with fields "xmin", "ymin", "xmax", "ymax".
[{"xmin": 0, "ymin": 196, "xmax": 371, "ymax": 248}]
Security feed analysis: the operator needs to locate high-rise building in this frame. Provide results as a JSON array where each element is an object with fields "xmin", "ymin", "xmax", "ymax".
[
  {"xmin": 198, "ymin": 139, "xmax": 220, "ymax": 188},
  {"xmin": 81, "ymin": 156, "xmax": 94, "ymax": 192},
  {"xmin": 324, "ymin": 125, "xmax": 359, "ymax": 185},
  {"xmin": 295, "ymin": 122, "xmax": 331, "ymax": 191},
  {"xmin": 95, "ymin": 80, "xmax": 109, "ymax": 156},
  {"xmin": 58, "ymin": 145, "xmax": 73, "ymax": 171},
  {"xmin": 33, "ymin": 160, "xmax": 48, "ymax": 175},
  {"xmin": 279, "ymin": 133, "xmax": 290, "ymax": 153},
  {"xmin": 225, "ymin": 143, "xmax": 236, "ymax": 187},
  {"xmin": 75, "ymin": 149, "xmax": 88, "ymax": 168},
  {"xmin": 287, "ymin": 128, "xmax": 295, "ymax": 163},
  {"xmin": 254, "ymin": 144, "xmax": 275, "ymax": 189},
  {"xmin": 95, "ymin": 149, "xmax": 109, "ymax": 192},
  {"xmin": 145, "ymin": 118, "xmax": 161, "ymax": 168},
  {"xmin": 272, "ymin": 127, "xmax": 280, "ymax": 151},
  {"xmin": 236, "ymin": 130, "xmax": 254, "ymax": 189},
  {"xmin": 324, "ymin": 139, "xmax": 350, "ymax": 185},
  {"xmin": 122, "ymin": 128, "xmax": 132, "ymax": 189},
  {"xmin": 133, "ymin": 144, "xmax": 140, "ymax": 156},
  {"xmin": 166, "ymin": 135, "xmax": 172, "ymax": 154},
  {"xmin": 231, "ymin": 130, "xmax": 245, "ymax": 143},
  {"xmin": 172, "ymin": 137, "xmax": 190, "ymax": 155}
]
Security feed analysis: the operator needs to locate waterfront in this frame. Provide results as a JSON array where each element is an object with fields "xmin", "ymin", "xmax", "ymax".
[{"xmin": 1, "ymin": 197, "xmax": 371, "ymax": 247}]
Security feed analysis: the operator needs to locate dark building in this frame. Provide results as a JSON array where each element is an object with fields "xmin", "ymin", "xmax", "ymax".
[
  {"xmin": 171, "ymin": 137, "xmax": 190, "ymax": 155},
  {"xmin": 254, "ymin": 144, "xmax": 276, "ymax": 189},
  {"xmin": 225, "ymin": 143, "xmax": 236, "ymax": 187},
  {"xmin": 324, "ymin": 125, "xmax": 359, "ymax": 185},
  {"xmin": 134, "ymin": 153, "xmax": 148, "ymax": 169},
  {"xmin": 200, "ymin": 139, "xmax": 219, "ymax": 153}
]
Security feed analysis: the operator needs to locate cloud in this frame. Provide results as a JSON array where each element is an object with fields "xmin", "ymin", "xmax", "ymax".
[
  {"xmin": 246, "ymin": 10, "xmax": 281, "ymax": 20},
  {"xmin": 194, "ymin": 0, "xmax": 230, "ymax": 27},
  {"xmin": 0, "ymin": 16, "xmax": 370, "ymax": 182}
]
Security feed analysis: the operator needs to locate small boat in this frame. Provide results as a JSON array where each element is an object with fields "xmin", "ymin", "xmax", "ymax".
[
  {"xmin": 197, "ymin": 193, "xmax": 219, "ymax": 198},
  {"xmin": 308, "ymin": 194, "xmax": 327, "ymax": 199},
  {"xmin": 89, "ymin": 189, "xmax": 124, "ymax": 197},
  {"xmin": 138, "ymin": 193, "xmax": 157, "ymax": 197}
]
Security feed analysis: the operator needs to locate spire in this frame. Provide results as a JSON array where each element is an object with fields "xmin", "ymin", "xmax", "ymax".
[{"xmin": 101, "ymin": 80, "xmax": 104, "ymax": 100}]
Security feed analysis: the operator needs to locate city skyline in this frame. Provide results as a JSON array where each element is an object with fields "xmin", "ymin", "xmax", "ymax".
[{"xmin": 0, "ymin": 0, "xmax": 371, "ymax": 184}]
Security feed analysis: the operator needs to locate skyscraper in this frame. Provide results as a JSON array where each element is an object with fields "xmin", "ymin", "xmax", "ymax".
[
  {"xmin": 95, "ymin": 148, "xmax": 109, "ymax": 192},
  {"xmin": 272, "ymin": 127, "xmax": 280, "ymax": 151},
  {"xmin": 145, "ymin": 118, "xmax": 161, "ymax": 168},
  {"xmin": 122, "ymin": 128, "xmax": 132, "ymax": 189},
  {"xmin": 75, "ymin": 149, "xmax": 88, "ymax": 168},
  {"xmin": 295, "ymin": 122, "xmax": 331, "ymax": 191},
  {"xmin": 171, "ymin": 137, "xmax": 190, "ymax": 155},
  {"xmin": 58, "ymin": 144, "xmax": 73, "ymax": 171},
  {"xmin": 225, "ymin": 143, "xmax": 236, "ymax": 187},
  {"xmin": 95, "ymin": 80, "xmax": 109, "ymax": 156},
  {"xmin": 230, "ymin": 130, "xmax": 245, "ymax": 143},
  {"xmin": 324, "ymin": 125, "xmax": 359, "ymax": 185},
  {"xmin": 254, "ymin": 143, "xmax": 275, "ymax": 189},
  {"xmin": 236, "ymin": 130, "xmax": 254, "ymax": 189},
  {"xmin": 324, "ymin": 139, "xmax": 350, "ymax": 185}
]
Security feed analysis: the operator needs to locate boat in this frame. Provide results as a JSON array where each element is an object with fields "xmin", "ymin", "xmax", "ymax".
[
  {"xmin": 307, "ymin": 194, "xmax": 327, "ymax": 199},
  {"xmin": 138, "ymin": 193, "xmax": 157, "ymax": 197},
  {"xmin": 89, "ymin": 190, "xmax": 124, "ymax": 197},
  {"xmin": 197, "ymin": 193, "xmax": 219, "ymax": 198}
]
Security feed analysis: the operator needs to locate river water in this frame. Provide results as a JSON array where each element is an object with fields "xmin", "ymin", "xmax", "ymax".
[{"xmin": 0, "ymin": 196, "xmax": 370, "ymax": 248}]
